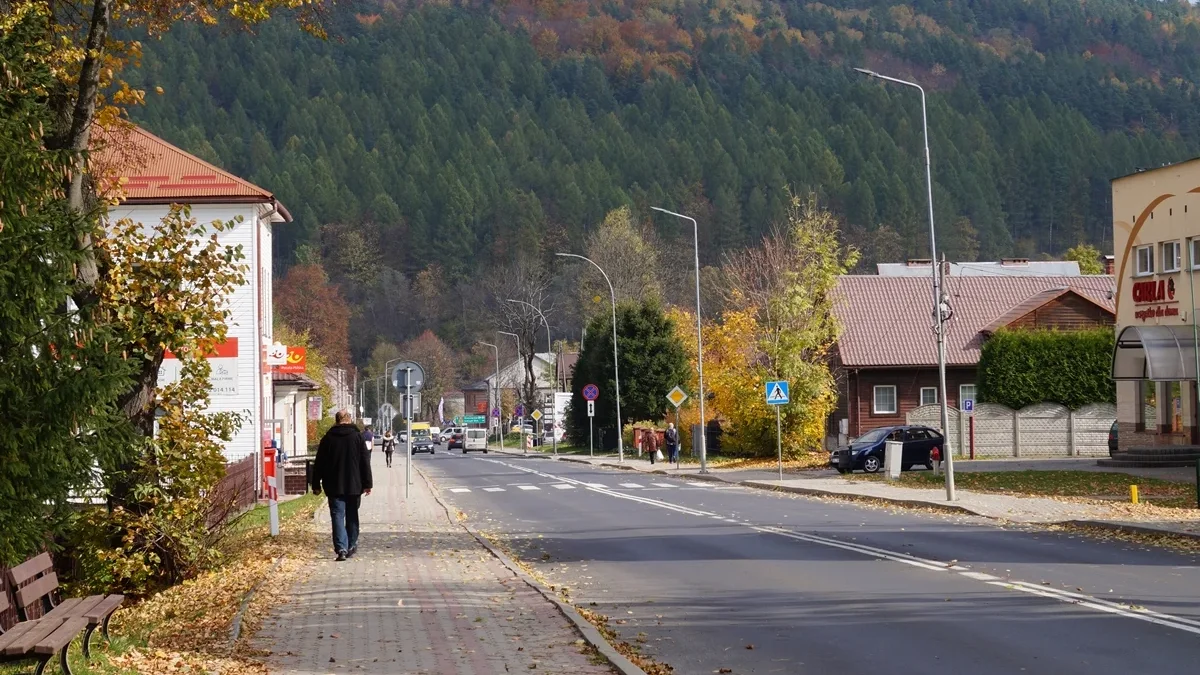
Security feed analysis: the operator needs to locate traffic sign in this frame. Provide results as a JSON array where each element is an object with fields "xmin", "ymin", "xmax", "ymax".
[
  {"xmin": 531, "ymin": 409, "xmax": 543, "ymax": 421},
  {"xmin": 492, "ymin": 407, "xmax": 500, "ymax": 418},
  {"xmin": 765, "ymin": 380, "xmax": 790, "ymax": 405},
  {"xmin": 582, "ymin": 384, "xmax": 600, "ymax": 401},
  {"xmin": 464, "ymin": 414, "xmax": 486, "ymax": 424},
  {"xmin": 391, "ymin": 361, "xmax": 426, "ymax": 392},
  {"xmin": 515, "ymin": 404, "xmax": 524, "ymax": 417},
  {"xmin": 666, "ymin": 386, "xmax": 688, "ymax": 408},
  {"xmin": 963, "ymin": 399, "xmax": 975, "ymax": 414},
  {"xmin": 587, "ymin": 400, "xmax": 595, "ymax": 417}
]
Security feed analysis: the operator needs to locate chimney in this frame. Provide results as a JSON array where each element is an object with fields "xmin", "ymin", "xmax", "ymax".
[
  {"xmin": 1000, "ymin": 257, "xmax": 1030, "ymax": 266},
  {"xmin": 906, "ymin": 259, "xmax": 932, "ymax": 267},
  {"xmin": 1103, "ymin": 255, "xmax": 1115, "ymax": 275}
]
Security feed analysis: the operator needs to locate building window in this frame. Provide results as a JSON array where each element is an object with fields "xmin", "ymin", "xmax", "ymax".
[
  {"xmin": 1190, "ymin": 239, "xmax": 1200, "ymax": 270},
  {"xmin": 920, "ymin": 387, "xmax": 938, "ymax": 406},
  {"xmin": 960, "ymin": 384, "xmax": 977, "ymax": 407},
  {"xmin": 873, "ymin": 385, "xmax": 897, "ymax": 415},
  {"xmin": 1135, "ymin": 245, "xmax": 1154, "ymax": 276},
  {"xmin": 1162, "ymin": 241, "xmax": 1181, "ymax": 273}
]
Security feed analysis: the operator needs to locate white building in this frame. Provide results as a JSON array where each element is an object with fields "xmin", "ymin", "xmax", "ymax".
[{"xmin": 99, "ymin": 126, "xmax": 291, "ymax": 462}]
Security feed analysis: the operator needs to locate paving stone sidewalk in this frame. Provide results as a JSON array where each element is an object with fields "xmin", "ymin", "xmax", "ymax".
[
  {"xmin": 255, "ymin": 453, "xmax": 615, "ymax": 675},
  {"xmin": 498, "ymin": 449, "xmax": 1200, "ymax": 537}
]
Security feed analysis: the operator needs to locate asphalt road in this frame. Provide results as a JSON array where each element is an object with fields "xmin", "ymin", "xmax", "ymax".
[{"xmin": 412, "ymin": 451, "xmax": 1200, "ymax": 675}]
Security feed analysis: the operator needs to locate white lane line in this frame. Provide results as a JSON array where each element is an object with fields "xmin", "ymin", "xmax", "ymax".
[
  {"xmin": 651, "ymin": 483, "xmax": 676, "ymax": 488},
  {"xmin": 552, "ymin": 484, "xmax": 576, "ymax": 490},
  {"xmin": 482, "ymin": 487, "xmax": 506, "ymax": 492},
  {"xmin": 448, "ymin": 488, "xmax": 472, "ymax": 493},
  {"xmin": 517, "ymin": 485, "xmax": 540, "ymax": 491},
  {"xmin": 619, "ymin": 483, "xmax": 643, "ymax": 489},
  {"xmin": 584, "ymin": 483, "xmax": 607, "ymax": 488},
  {"xmin": 960, "ymin": 571, "xmax": 999, "ymax": 582}
]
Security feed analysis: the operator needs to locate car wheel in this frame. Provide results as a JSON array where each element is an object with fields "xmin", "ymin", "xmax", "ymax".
[
  {"xmin": 862, "ymin": 455, "xmax": 882, "ymax": 473},
  {"xmin": 901, "ymin": 463, "xmax": 912, "ymax": 472},
  {"xmin": 430, "ymin": 449, "xmax": 435, "ymax": 455},
  {"xmin": 484, "ymin": 450, "xmax": 488, "ymax": 454}
]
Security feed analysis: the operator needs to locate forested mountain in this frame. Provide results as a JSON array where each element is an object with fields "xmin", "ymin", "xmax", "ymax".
[{"xmin": 123, "ymin": 0, "xmax": 1200, "ymax": 356}]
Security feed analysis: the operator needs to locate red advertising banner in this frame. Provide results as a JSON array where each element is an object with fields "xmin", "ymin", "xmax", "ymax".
[{"xmin": 278, "ymin": 346, "xmax": 306, "ymax": 373}]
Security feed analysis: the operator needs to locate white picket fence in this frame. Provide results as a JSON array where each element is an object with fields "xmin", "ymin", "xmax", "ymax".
[{"xmin": 907, "ymin": 402, "xmax": 1117, "ymax": 458}]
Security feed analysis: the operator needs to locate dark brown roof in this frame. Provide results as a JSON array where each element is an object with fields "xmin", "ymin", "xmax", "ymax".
[
  {"xmin": 834, "ymin": 275, "xmax": 1115, "ymax": 368},
  {"xmin": 978, "ymin": 287, "xmax": 1113, "ymax": 335},
  {"xmin": 273, "ymin": 372, "xmax": 321, "ymax": 391}
]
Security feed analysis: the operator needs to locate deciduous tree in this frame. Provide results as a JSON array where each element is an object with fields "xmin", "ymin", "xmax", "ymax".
[{"xmin": 275, "ymin": 262, "xmax": 352, "ymax": 367}]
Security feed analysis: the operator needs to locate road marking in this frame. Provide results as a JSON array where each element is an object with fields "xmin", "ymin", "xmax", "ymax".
[
  {"xmin": 552, "ymin": 484, "xmax": 575, "ymax": 490},
  {"xmin": 468, "ymin": 456, "xmax": 1200, "ymax": 637},
  {"xmin": 651, "ymin": 483, "xmax": 676, "ymax": 488},
  {"xmin": 448, "ymin": 488, "xmax": 471, "ymax": 493},
  {"xmin": 619, "ymin": 483, "xmax": 643, "ymax": 489},
  {"xmin": 584, "ymin": 483, "xmax": 607, "ymax": 488},
  {"xmin": 517, "ymin": 485, "xmax": 540, "ymax": 491},
  {"xmin": 482, "ymin": 487, "xmax": 506, "ymax": 492}
]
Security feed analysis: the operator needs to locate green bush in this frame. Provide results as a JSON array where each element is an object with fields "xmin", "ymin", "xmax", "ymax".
[{"xmin": 977, "ymin": 328, "xmax": 1115, "ymax": 410}]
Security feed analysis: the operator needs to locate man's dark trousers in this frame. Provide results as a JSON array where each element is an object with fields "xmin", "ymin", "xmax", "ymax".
[{"xmin": 328, "ymin": 494, "xmax": 362, "ymax": 553}]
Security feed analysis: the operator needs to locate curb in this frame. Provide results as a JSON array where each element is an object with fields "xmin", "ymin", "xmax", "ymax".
[
  {"xmin": 416, "ymin": 465, "xmax": 648, "ymax": 675},
  {"xmin": 738, "ymin": 481, "xmax": 981, "ymax": 516},
  {"xmin": 229, "ymin": 555, "xmax": 286, "ymax": 648},
  {"xmin": 1060, "ymin": 519, "xmax": 1200, "ymax": 542}
]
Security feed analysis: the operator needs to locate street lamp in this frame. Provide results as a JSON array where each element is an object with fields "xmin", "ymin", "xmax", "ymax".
[
  {"xmin": 385, "ymin": 357, "xmax": 404, "ymax": 432},
  {"xmin": 556, "ymin": 252, "xmax": 625, "ymax": 462},
  {"xmin": 508, "ymin": 299, "xmax": 557, "ymax": 456},
  {"xmin": 478, "ymin": 341, "xmax": 504, "ymax": 453},
  {"xmin": 855, "ymin": 66, "xmax": 955, "ymax": 501},
  {"xmin": 650, "ymin": 207, "xmax": 709, "ymax": 474}
]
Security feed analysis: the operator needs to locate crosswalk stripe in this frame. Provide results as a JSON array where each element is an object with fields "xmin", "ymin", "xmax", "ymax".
[
  {"xmin": 551, "ymin": 484, "xmax": 575, "ymax": 490},
  {"xmin": 619, "ymin": 483, "xmax": 643, "ymax": 488},
  {"xmin": 651, "ymin": 482, "xmax": 675, "ymax": 488},
  {"xmin": 482, "ymin": 487, "xmax": 505, "ymax": 492},
  {"xmin": 448, "ymin": 488, "xmax": 471, "ymax": 493},
  {"xmin": 517, "ymin": 485, "xmax": 540, "ymax": 491},
  {"xmin": 584, "ymin": 483, "xmax": 607, "ymax": 488}
]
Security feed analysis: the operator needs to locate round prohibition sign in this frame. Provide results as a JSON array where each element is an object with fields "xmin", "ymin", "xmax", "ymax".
[{"xmin": 582, "ymin": 384, "xmax": 600, "ymax": 401}]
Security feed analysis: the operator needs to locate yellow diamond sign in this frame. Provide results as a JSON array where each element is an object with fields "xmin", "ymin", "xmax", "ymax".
[
  {"xmin": 530, "ymin": 409, "xmax": 543, "ymax": 421},
  {"xmin": 666, "ymin": 386, "xmax": 688, "ymax": 408}
]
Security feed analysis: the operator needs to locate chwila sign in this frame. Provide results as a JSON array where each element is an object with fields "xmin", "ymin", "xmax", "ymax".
[{"xmin": 1131, "ymin": 278, "xmax": 1180, "ymax": 321}]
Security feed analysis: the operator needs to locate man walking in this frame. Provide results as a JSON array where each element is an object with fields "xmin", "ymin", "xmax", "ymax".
[
  {"xmin": 312, "ymin": 410, "xmax": 373, "ymax": 561},
  {"xmin": 664, "ymin": 422, "xmax": 680, "ymax": 463},
  {"xmin": 362, "ymin": 425, "xmax": 375, "ymax": 452}
]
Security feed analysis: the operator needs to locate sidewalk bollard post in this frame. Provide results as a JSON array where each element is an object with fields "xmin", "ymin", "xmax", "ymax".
[
  {"xmin": 264, "ymin": 447, "xmax": 279, "ymax": 537},
  {"xmin": 776, "ymin": 405, "xmax": 783, "ymax": 482},
  {"xmin": 1130, "ymin": 484, "xmax": 1139, "ymax": 505}
]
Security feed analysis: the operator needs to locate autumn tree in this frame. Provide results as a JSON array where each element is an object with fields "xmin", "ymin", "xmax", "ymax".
[
  {"xmin": 275, "ymin": 262, "xmax": 352, "ymax": 367},
  {"xmin": 486, "ymin": 259, "xmax": 554, "ymax": 416},
  {"xmin": 399, "ymin": 330, "xmax": 459, "ymax": 420},
  {"xmin": 582, "ymin": 206, "xmax": 662, "ymax": 308}
]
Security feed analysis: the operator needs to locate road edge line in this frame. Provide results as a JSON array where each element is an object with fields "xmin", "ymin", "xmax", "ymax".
[{"xmin": 415, "ymin": 464, "xmax": 649, "ymax": 675}]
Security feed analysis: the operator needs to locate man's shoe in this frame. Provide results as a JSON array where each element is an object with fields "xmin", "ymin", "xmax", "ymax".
[
  {"xmin": 335, "ymin": 550, "xmax": 347, "ymax": 561},
  {"xmin": 347, "ymin": 546, "xmax": 357, "ymax": 558}
]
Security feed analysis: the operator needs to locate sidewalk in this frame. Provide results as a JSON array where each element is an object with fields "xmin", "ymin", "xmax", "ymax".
[
  {"xmin": 254, "ymin": 453, "xmax": 617, "ymax": 675},
  {"xmin": 495, "ymin": 449, "xmax": 1200, "ymax": 538}
]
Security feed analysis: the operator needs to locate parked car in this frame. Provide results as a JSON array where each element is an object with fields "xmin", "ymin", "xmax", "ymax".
[
  {"xmin": 463, "ymin": 428, "xmax": 488, "ymax": 453},
  {"xmin": 1108, "ymin": 420, "xmax": 1118, "ymax": 456},
  {"xmin": 447, "ymin": 427, "xmax": 466, "ymax": 449},
  {"xmin": 829, "ymin": 425, "xmax": 942, "ymax": 474}
]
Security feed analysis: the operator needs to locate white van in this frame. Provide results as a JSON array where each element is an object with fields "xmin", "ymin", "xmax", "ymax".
[{"xmin": 463, "ymin": 428, "xmax": 488, "ymax": 453}]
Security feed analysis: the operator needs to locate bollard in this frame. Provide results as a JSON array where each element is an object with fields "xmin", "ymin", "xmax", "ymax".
[{"xmin": 1130, "ymin": 484, "xmax": 1139, "ymax": 505}]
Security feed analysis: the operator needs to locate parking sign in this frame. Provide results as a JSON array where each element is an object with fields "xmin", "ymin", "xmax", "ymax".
[{"xmin": 963, "ymin": 399, "xmax": 975, "ymax": 414}]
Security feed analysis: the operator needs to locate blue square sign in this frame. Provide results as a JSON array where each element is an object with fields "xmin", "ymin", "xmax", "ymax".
[
  {"xmin": 765, "ymin": 380, "xmax": 790, "ymax": 405},
  {"xmin": 963, "ymin": 399, "xmax": 975, "ymax": 413}
]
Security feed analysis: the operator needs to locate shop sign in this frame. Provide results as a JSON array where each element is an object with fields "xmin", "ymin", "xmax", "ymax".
[{"xmin": 1132, "ymin": 278, "xmax": 1180, "ymax": 321}]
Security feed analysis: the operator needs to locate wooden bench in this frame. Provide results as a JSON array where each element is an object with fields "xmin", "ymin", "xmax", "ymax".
[
  {"xmin": 0, "ymin": 580, "xmax": 87, "ymax": 675},
  {"xmin": 8, "ymin": 554, "xmax": 124, "ymax": 659}
]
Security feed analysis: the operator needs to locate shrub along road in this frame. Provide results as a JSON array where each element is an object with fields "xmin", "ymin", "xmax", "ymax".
[{"xmin": 419, "ymin": 452, "xmax": 1200, "ymax": 675}]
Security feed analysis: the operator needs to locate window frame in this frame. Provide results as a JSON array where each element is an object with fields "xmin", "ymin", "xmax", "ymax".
[
  {"xmin": 1135, "ymin": 245, "xmax": 1155, "ymax": 277},
  {"xmin": 1162, "ymin": 240, "xmax": 1181, "ymax": 273},
  {"xmin": 959, "ymin": 384, "xmax": 977, "ymax": 408},
  {"xmin": 1190, "ymin": 238, "xmax": 1200, "ymax": 270},
  {"xmin": 873, "ymin": 385, "xmax": 898, "ymax": 415},
  {"xmin": 919, "ymin": 387, "xmax": 938, "ymax": 406}
]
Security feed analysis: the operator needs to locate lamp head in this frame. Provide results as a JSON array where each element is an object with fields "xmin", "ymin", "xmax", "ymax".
[{"xmin": 853, "ymin": 67, "xmax": 878, "ymax": 77}]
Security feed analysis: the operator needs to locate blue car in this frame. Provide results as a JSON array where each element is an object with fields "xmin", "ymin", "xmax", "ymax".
[{"xmin": 829, "ymin": 425, "xmax": 943, "ymax": 474}]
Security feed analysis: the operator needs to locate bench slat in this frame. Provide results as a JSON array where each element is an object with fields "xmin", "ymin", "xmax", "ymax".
[
  {"xmin": 84, "ymin": 595, "xmax": 124, "ymax": 623},
  {"xmin": 39, "ymin": 597, "xmax": 83, "ymax": 623},
  {"xmin": 7, "ymin": 553, "xmax": 53, "ymax": 587},
  {"xmin": 0, "ymin": 584, "xmax": 10, "ymax": 614},
  {"xmin": 13, "ymin": 572, "xmax": 58, "ymax": 612},
  {"xmin": 32, "ymin": 616, "xmax": 87, "ymax": 656},
  {"xmin": 3, "ymin": 618, "xmax": 64, "ymax": 656},
  {"xmin": 0, "ymin": 621, "xmax": 37, "ymax": 651}
]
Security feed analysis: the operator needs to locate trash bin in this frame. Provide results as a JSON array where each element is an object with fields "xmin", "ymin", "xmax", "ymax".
[{"xmin": 884, "ymin": 440, "xmax": 903, "ymax": 480}]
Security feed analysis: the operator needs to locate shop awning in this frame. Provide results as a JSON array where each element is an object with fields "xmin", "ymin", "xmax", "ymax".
[{"xmin": 1113, "ymin": 324, "xmax": 1200, "ymax": 381}]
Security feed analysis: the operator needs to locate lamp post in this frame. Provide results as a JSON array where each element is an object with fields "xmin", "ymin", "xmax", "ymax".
[
  {"xmin": 499, "ymin": 330, "xmax": 525, "ymax": 453},
  {"xmin": 384, "ymin": 357, "xmax": 404, "ymax": 432},
  {"xmin": 855, "ymin": 67, "xmax": 955, "ymax": 501},
  {"xmin": 478, "ymin": 341, "xmax": 504, "ymax": 453},
  {"xmin": 508, "ymin": 299, "xmax": 557, "ymax": 455},
  {"xmin": 556, "ymin": 252, "xmax": 625, "ymax": 462},
  {"xmin": 650, "ymin": 207, "xmax": 709, "ymax": 474}
]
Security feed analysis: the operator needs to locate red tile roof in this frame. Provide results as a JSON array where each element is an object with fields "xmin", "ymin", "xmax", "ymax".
[
  {"xmin": 92, "ymin": 124, "xmax": 280, "ymax": 206},
  {"xmin": 834, "ymin": 275, "xmax": 1116, "ymax": 367}
]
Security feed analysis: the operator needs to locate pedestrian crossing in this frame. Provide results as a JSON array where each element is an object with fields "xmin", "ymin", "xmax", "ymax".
[{"xmin": 440, "ymin": 480, "xmax": 742, "ymax": 494}]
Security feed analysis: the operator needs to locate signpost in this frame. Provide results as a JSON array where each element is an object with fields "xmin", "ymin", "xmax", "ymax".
[
  {"xmin": 393, "ymin": 361, "xmax": 425, "ymax": 500},
  {"xmin": 765, "ymin": 380, "xmax": 790, "ymax": 480},
  {"xmin": 666, "ymin": 386, "xmax": 688, "ymax": 467},
  {"xmin": 582, "ymin": 384, "xmax": 600, "ymax": 401},
  {"xmin": 963, "ymin": 399, "xmax": 975, "ymax": 462},
  {"xmin": 587, "ymin": 400, "xmax": 596, "ymax": 457},
  {"xmin": 515, "ymin": 404, "xmax": 525, "ymax": 454},
  {"xmin": 531, "ymin": 409, "xmax": 544, "ymax": 453}
]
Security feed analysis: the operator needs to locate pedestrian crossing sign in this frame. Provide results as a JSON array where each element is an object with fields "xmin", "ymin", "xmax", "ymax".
[{"xmin": 765, "ymin": 380, "xmax": 790, "ymax": 405}]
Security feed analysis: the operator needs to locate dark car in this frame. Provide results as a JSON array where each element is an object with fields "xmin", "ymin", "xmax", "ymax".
[
  {"xmin": 447, "ymin": 429, "xmax": 465, "ymax": 450},
  {"xmin": 1108, "ymin": 421, "xmax": 1118, "ymax": 456},
  {"xmin": 829, "ymin": 425, "xmax": 943, "ymax": 474},
  {"xmin": 412, "ymin": 429, "xmax": 435, "ymax": 455}
]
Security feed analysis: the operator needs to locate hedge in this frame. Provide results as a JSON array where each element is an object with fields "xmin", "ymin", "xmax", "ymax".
[{"xmin": 977, "ymin": 328, "xmax": 1115, "ymax": 410}]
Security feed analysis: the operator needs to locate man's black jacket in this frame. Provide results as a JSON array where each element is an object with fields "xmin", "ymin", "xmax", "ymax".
[{"xmin": 312, "ymin": 424, "xmax": 373, "ymax": 497}]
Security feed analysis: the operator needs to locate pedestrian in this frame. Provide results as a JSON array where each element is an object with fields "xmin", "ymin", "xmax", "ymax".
[
  {"xmin": 664, "ymin": 422, "xmax": 680, "ymax": 463},
  {"xmin": 312, "ymin": 410, "xmax": 373, "ymax": 561},
  {"xmin": 362, "ymin": 425, "xmax": 374, "ymax": 452},
  {"xmin": 643, "ymin": 428, "xmax": 660, "ymax": 465},
  {"xmin": 382, "ymin": 430, "xmax": 395, "ymax": 468}
]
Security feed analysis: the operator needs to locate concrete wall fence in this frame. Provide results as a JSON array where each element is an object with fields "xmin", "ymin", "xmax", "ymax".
[{"xmin": 906, "ymin": 403, "xmax": 1117, "ymax": 458}]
